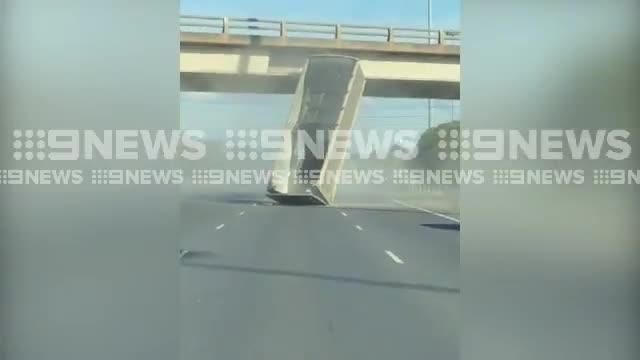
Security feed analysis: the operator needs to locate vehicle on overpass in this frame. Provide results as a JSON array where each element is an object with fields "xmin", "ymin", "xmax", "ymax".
[{"xmin": 267, "ymin": 55, "xmax": 366, "ymax": 205}]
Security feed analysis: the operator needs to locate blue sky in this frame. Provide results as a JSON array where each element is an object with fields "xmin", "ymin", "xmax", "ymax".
[
  {"xmin": 180, "ymin": 1, "xmax": 461, "ymax": 139},
  {"xmin": 181, "ymin": 93, "xmax": 460, "ymax": 140},
  {"xmin": 181, "ymin": 0, "xmax": 460, "ymax": 30}
]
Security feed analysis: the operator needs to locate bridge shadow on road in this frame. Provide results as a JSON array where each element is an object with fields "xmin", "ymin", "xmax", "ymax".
[
  {"xmin": 181, "ymin": 259, "xmax": 459, "ymax": 294},
  {"xmin": 420, "ymin": 223, "xmax": 460, "ymax": 231}
]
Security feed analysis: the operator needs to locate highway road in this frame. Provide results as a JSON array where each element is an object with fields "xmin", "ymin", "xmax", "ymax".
[{"xmin": 179, "ymin": 189, "xmax": 459, "ymax": 360}]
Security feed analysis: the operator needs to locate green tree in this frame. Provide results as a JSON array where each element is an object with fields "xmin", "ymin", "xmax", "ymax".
[{"xmin": 412, "ymin": 121, "xmax": 460, "ymax": 169}]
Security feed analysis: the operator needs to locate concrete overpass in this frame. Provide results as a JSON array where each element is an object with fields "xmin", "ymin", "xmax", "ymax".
[{"xmin": 180, "ymin": 16, "xmax": 461, "ymax": 99}]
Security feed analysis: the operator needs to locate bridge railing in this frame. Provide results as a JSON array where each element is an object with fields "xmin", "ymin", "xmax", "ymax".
[{"xmin": 180, "ymin": 15, "xmax": 461, "ymax": 46}]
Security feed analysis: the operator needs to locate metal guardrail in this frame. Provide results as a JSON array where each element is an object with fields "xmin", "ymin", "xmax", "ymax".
[{"xmin": 180, "ymin": 15, "xmax": 461, "ymax": 46}]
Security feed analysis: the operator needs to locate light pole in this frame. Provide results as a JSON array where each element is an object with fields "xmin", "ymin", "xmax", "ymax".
[
  {"xmin": 427, "ymin": 0, "xmax": 432, "ymax": 128},
  {"xmin": 427, "ymin": 0, "xmax": 432, "ymax": 33}
]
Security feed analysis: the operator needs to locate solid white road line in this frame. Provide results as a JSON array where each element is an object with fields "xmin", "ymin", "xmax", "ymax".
[
  {"xmin": 238, "ymin": 211, "xmax": 245, "ymax": 216},
  {"xmin": 385, "ymin": 250, "xmax": 405, "ymax": 264},
  {"xmin": 355, "ymin": 225, "xmax": 363, "ymax": 231},
  {"xmin": 216, "ymin": 224, "xmax": 225, "ymax": 230},
  {"xmin": 392, "ymin": 199, "xmax": 460, "ymax": 223}
]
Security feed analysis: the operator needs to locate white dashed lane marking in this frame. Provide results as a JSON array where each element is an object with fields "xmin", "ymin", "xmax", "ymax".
[
  {"xmin": 238, "ymin": 211, "xmax": 245, "ymax": 216},
  {"xmin": 385, "ymin": 250, "xmax": 405, "ymax": 264},
  {"xmin": 216, "ymin": 224, "xmax": 225, "ymax": 230},
  {"xmin": 355, "ymin": 225, "xmax": 363, "ymax": 231},
  {"xmin": 340, "ymin": 211, "xmax": 348, "ymax": 217}
]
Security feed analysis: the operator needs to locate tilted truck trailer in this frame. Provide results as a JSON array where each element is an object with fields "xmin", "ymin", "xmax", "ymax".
[{"xmin": 266, "ymin": 55, "xmax": 366, "ymax": 205}]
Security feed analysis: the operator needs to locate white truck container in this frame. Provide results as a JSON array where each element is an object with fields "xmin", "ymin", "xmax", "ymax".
[{"xmin": 267, "ymin": 55, "xmax": 366, "ymax": 205}]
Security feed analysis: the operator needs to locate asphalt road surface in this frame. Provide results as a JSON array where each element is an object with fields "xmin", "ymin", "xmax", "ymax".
[{"xmin": 179, "ymin": 190, "xmax": 459, "ymax": 360}]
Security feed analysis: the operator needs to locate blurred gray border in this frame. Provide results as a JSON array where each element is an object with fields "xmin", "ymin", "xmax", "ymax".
[
  {"xmin": 1, "ymin": 1, "xmax": 180, "ymax": 359},
  {"xmin": 462, "ymin": 1, "xmax": 640, "ymax": 359}
]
